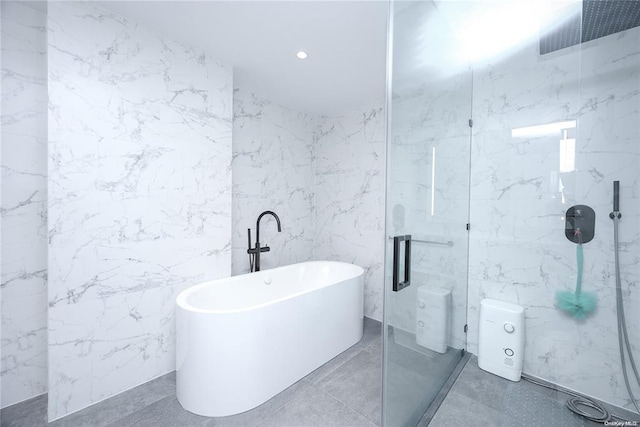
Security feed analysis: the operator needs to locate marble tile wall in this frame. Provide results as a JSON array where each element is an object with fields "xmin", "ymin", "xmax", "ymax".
[
  {"xmin": 231, "ymin": 89, "xmax": 315, "ymax": 275},
  {"xmin": 46, "ymin": 2, "xmax": 232, "ymax": 421},
  {"xmin": 0, "ymin": 1, "xmax": 48, "ymax": 408},
  {"xmin": 231, "ymin": 90, "xmax": 385, "ymax": 320},
  {"xmin": 467, "ymin": 26, "xmax": 640, "ymax": 410},
  {"xmin": 384, "ymin": 0, "xmax": 474, "ymax": 351},
  {"xmin": 1, "ymin": 1, "xmax": 2, "ymax": 410},
  {"xmin": 386, "ymin": 74, "xmax": 472, "ymax": 349},
  {"xmin": 1, "ymin": 1, "xmax": 3, "ymax": 410},
  {"xmin": 315, "ymin": 103, "xmax": 386, "ymax": 321}
]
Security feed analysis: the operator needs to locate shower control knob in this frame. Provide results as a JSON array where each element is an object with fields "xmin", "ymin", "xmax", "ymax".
[
  {"xmin": 503, "ymin": 322, "xmax": 515, "ymax": 333},
  {"xmin": 418, "ymin": 321, "xmax": 425, "ymax": 327}
]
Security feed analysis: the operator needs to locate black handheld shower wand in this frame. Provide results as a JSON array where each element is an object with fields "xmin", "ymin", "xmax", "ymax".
[{"xmin": 610, "ymin": 181, "xmax": 621, "ymax": 219}]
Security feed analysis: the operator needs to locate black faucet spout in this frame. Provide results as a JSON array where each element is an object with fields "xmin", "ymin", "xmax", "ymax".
[
  {"xmin": 256, "ymin": 210, "xmax": 281, "ymax": 244},
  {"xmin": 252, "ymin": 210, "xmax": 282, "ymax": 272}
]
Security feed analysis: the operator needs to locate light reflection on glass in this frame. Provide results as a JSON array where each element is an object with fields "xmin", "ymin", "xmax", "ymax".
[
  {"xmin": 511, "ymin": 120, "xmax": 576, "ymax": 138},
  {"xmin": 431, "ymin": 146, "xmax": 436, "ymax": 216},
  {"xmin": 559, "ymin": 129, "xmax": 576, "ymax": 173},
  {"xmin": 432, "ymin": 0, "xmax": 581, "ymax": 70},
  {"xmin": 511, "ymin": 120, "xmax": 577, "ymax": 205}
]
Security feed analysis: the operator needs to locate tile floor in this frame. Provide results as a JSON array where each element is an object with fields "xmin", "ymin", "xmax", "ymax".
[
  {"xmin": 1, "ymin": 317, "xmax": 382, "ymax": 427},
  {"xmin": 430, "ymin": 356, "xmax": 640, "ymax": 427},
  {"xmin": 385, "ymin": 328, "xmax": 463, "ymax": 427},
  {"xmin": 4, "ymin": 319, "xmax": 639, "ymax": 427}
]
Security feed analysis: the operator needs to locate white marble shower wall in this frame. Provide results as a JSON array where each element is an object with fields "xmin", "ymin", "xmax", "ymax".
[
  {"xmin": 386, "ymin": 71, "xmax": 472, "ymax": 349},
  {"xmin": 467, "ymin": 26, "xmax": 640, "ymax": 410},
  {"xmin": 384, "ymin": 0, "xmax": 474, "ymax": 350},
  {"xmin": 232, "ymin": 89, "xmax": 315, "ymax": 275},
  {"xmin": 314, "ymin": 103, "xmax": 386, "ymax": 321},
  {"xmin": 0, "ymin": 1, "xmax": 48, "ymax": 408},
  {"xmin": 46, "ymin": 1, "xmax": 232, "ymax": 421}
]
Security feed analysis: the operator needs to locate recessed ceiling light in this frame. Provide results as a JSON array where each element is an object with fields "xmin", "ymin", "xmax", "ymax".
[{"xmin": 296, "ymin": 51, "xmax": 308, "ymax": 60}]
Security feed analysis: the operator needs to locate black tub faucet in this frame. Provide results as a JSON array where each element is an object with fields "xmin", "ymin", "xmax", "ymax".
[{"xmin": 247, "ymin": 211, "xmax": 282, "ymax": 272}]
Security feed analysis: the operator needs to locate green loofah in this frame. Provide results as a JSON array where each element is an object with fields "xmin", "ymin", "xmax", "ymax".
[
  {"xmin": 556, "ymin": 243, "xmax": 597, "ymax": 319},
  {"xmin": 556, "ymin": 289, "xmax": 598, "ymax": 319}
]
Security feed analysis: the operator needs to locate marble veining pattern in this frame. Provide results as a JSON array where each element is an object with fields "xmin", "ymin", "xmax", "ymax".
[
  {"xmin": 1, "ymin": 1, "xmax": 48, "ymax": 408},
  {"xmin": 232, "ymin": 90, "xmax": 385, "ymax": 320},
  {"xmin": 384, "ymin": 1, "xmax": 475, "ymax": 352},
  {"xmin": 232, "ymin": 89, "xmax": 315, "ymax": 274},
  {"xmin": 387, "ymin": 67, "xmax": 472, "ymax": 350},
  {"xmin": 467, "ymin": 26, "xmax": 640, "ymax": 410},
  {"xmin": 315, "ymin": 103, "xmax": 386, "ymax": 321},
  {"xmin": 47, "ymin": 2, "xmax": 232, "ymax": 421}
]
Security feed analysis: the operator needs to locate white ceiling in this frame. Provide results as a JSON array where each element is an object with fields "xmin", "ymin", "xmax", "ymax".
[{"xmin": 98, "ymin": 1, "xmax": 389, "ymax": 115}]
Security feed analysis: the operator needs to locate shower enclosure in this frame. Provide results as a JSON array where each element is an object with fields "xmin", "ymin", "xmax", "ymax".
[{"xmin": 383, "ymin": 0, "xmax": 640, "ymax": 425}]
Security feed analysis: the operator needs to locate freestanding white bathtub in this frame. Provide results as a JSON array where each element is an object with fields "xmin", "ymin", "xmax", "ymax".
[{"xmin": 175, "ymin": 261, "xmax": 364, "ymax": 417}]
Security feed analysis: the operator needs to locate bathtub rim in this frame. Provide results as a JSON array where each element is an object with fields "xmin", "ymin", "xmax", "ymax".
[{"xmin": 176, "ymin": 260, "xmax": 364, "ymax": 315}]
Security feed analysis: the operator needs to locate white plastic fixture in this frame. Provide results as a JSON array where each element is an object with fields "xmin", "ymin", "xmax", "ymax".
[
  {"xmin": 478, "ymin": 299, "xmax": 525, "ymax": 382},
  {"xmin": 416, "ymin": 286, "xmax": 451, "ymax": 353},
  {"xmin": 296, "ymin": 50, "xmax": 308, "ymax": 59},
  {"xmin": 176, "ymin": 261, "xmax": 364, "ymax": 417}
]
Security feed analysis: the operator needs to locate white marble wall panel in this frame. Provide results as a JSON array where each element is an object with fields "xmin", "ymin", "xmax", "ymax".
[
  {"xmin": 386, "ymin": 72, "xmax": 472, "ymax": 349},
  {"xmin": 1, "ymin": 1, "xmax": 48, "ymax": 408},
  {"xmin": 1, "ymin": 2, "xmax": 3, "ymax": 410},
  {"xmin": 384, "ymin": 0, "xmax": 474, "ymax": 349},
  {"xmin": 231, "ymin": 90, "xmax": 386, "ymax": 320},
  {"xmin": 231, "ymin": 90, "xmax": 315, "ymax": 274},
  {"xmin": 315, "ymin": 103, "xmax": 385, "ymax": 321},
  {"xmin": 47, "ymin": 2, "xmax": 232, "ymax": 420},
  {"xmin": 468, "ymin": 26, "xmax": 640, "ymax": 410}
]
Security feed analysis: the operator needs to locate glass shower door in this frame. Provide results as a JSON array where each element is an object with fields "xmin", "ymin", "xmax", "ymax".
[{"xmin": 382, "ymin": 1, "xmax": 472, "ymax": 425}]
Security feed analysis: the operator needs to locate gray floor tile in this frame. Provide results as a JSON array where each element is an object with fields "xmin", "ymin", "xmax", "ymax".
[
  {"xmin": 109, "ymin": 395, "xmax": 211, "ymax": 427},
  {"xmin": 364, "ymin": 336, "xmax": 382, "ymax": 353},
  {"xmin": 319, "ymin": 342, "xmax": 382, "ymax": 425},
  {"xmin": 384, "ymin": 329, "xmax": 464, "ymax": 427},
  {"xmin": 261, "ymin": 385, "xmax": 376, "ymax": 427},
  {"xmin": 362, "ymin": 317, "xmax": 382, "ymax": 346},
  {"xmin": 4, "ymin": 318, "xmax": 637, "ymax": 427},
  {"xmin": 49, "ymin": 372, "xmax": 175, "ymax": 427},
  {"xmin": 305, "ymin": 318, "xmax": 381, "ymax": 385},
  {"xmin": 456, "ymin": 359, "xmax": 554, "ymax": 409},
  {"xmin": 304, "ymin": 343, "xmax": 365, "ymax": 385},
  {"xmin": 213, "ymin": 379, "xmax": 313, "ymax": 427},
  {"xmin": 449, "ymin": 359, "xmax": 514, "ymax": 413},
  {"xmin": 498, "ymin": 384, "xmax": 596, "ymax": 427},
  {"xmin": 385, "ymin": 362, "xmax": 432, "ymax": 427},
  {"xmin": 432, "ymin": 357, "xmax": 612, "ymax": 427},
  {"xmin": 0, "ymin": 394, "xmax": 47, "ymax": 427},
  {"xmin": 2, "ymin": 319, "xmax": 383, "ymax": 427},
  {"xmin": 387, "ymin": 328, "xmax": 461, "ymax": 379},
  {"xmin": 429, "ymin": 390, "xmax": 502, "ymax": 427}
]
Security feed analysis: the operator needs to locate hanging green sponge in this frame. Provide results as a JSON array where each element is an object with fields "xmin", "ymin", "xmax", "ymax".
[{"xmin": 556, "ymin": 241, "xmax": 597, "ymax": 319}]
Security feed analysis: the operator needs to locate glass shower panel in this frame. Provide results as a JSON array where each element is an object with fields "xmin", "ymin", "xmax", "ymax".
[
  {"xmin": 465, "ymin": 0, "xmax": 586, "ymax": 413},
  {"xmin": 383, "ymin": 1, "xmax": 472, "ymax": 425},
  {"xmin": 465, "ymin": 0, "xmax": 640, "ymax": 422},
  {"xmin": 385, "ymin": 0, "xmax": 640, "ymax": 424},
  {"xmin": 469, "ymin": 1, "xmax": 640, "ymax": 424},
  {"xmin": 558, "ymin": 4, "xmax": 640, "ymax": 415}
]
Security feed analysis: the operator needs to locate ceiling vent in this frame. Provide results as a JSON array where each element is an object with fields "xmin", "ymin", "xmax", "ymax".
[{"xmin": 540, "ymin": 0, "xmax": 640, "ymax": 55}]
